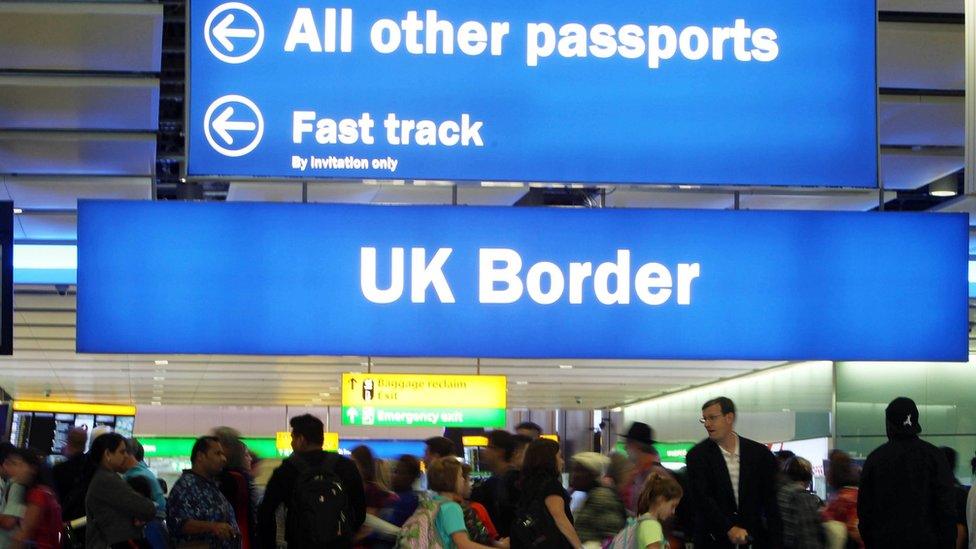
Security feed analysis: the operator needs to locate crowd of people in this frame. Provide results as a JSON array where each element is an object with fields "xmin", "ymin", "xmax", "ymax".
[{"xmin": 0, "ymin": 397, "xmax": 968, "ymax": 548}]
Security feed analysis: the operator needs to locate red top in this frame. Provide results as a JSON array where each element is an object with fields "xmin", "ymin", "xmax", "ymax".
[
  {"xmin": 468, "ymin": 501, "xmax": 499, "ymax": 540},
  {"xmin": 26, "ymin": 485, "xmax": 63, "ymax": 549},
  {"xmin": 822, "ymin": 486, "xmax": 863, "ymax": 548}
]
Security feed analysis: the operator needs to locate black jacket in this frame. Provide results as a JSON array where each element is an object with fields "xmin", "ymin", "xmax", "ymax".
[
  {"xmin": 686, "ymin": 436, "xmax": 782, "ymax": 548},
  {"xmin": 256, "ymin": 450, "xmax": 366, "ymax": 549},
  {"xmin": 857, "ymin": 435, "xmax": 956, "ymax": 548}
]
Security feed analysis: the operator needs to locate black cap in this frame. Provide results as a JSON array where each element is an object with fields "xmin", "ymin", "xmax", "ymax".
[
  {"xmin": 886, "ymin": 397, "xmax": 922, "ymax": 435},
  {"xmin": 619, "ymin": 422, "xmax": 656, "ymax": 446}
]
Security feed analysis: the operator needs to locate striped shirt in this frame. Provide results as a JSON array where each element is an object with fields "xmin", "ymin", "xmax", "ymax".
[{"xmin": 719, "ymin": 435, "xmax": 741, "ymax": 507}]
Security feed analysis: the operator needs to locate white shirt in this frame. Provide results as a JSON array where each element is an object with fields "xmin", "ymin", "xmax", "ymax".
[
  {"xmin": 967, "ymin": 482, "xmax": 976, "ymax": 549},
  {"xmin": 719, "ymin": 434, "xmax": 741, "ymax": 507}
]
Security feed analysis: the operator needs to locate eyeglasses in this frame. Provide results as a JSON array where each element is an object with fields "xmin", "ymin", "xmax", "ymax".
[{"xmin": 699, "ymin": 414, "xmax": 726, "ymax": 425}]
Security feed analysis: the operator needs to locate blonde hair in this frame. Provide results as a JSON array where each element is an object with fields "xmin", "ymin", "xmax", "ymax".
[
  {"xmin": 637, "ymin": 472, "xmax": 683, "ymax": 515},
  {"xmin": 427, "ymin": 457, "xmax": 463, "ymax": 493}
]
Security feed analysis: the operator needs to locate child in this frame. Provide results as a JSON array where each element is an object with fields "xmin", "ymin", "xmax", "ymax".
[
  {"xmin": 426, "ymin": 458, "xmax": 507, "ymax": 549},
  {"xmin": 634, "ymin": 473, "xmax": 683, "ymax": 549}
]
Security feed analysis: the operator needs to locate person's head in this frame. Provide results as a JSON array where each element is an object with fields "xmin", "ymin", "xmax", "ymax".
[
  {"xmin": 484, "ymin": 430, "xmax": 516, "ymax": 471},
  {"xmin": 515, "ymin": 422, "xmax": 542, "ymax": 440},
  {"xmin": 774, "ymin": 450, "xmax": 796, "ymax": 469},
  {"xmin": 126, "ymin": 437, "xmax": 146, "ymax": 462},
  {"xmin": 607, "ymin": 452, "xmax": 636, "ymax": 495},
  {"xmin": 636, "ymin": 472, "xmax": 683, "ymax": 521},
  {"xmin": 90, "ymin": 432, "xmax": 129, "ymax": 473},
  {"xmin": 521, "ymin": 438, "xmax": 562, "ymax": 481},
  {"xmin": 460, "ymin": 463, "xmax": 474, "ymax": 499},
  {"xmin": 426, "ymin": 456, "xmax": 464, "ymax": 496},
  {"xmin": 392, "ymin": 454, "xmax": 421, "ymax": 493},
  {"xmin": 212, "ymin": 426, "xmax": 246, "ymax": 469},
  {"xmin": 4, "ymin": 448, "xmax": 41, "ymax": 487},
  {"xmin": 351, "ymin": 445, "xmax": 377, "ymax": 483},
  {"xmin": 512, "ymin": 434, "xmax": 532, "ymax": 468},
  {"xmin": 570, "ymin": 452, "xmax": 608, "ymax": 492},
  {"xmin": 827, "ymin": 449, "xmax": 858, "ymax": 490},
  {"xmin": 885, "ymin": 397, "xmax": 921, "ymax": 439},
  {"xmin": 620, "ymin": 422, "xmax": 658, "ymax": 464},
  {"xmin": 64, "ymin": 428, "xmax": 88, "ymax": 457},
  {"xmin": 243, "ymin": 447, "xmax": 254, "ymax": 472},
  {"xmin": 0, "ymin": 443, "xmax": 15, "ymax": 480},
  {"xmin": 784, "ymin": 457, "xmax": 813, "ymax": 489},
  {"xmin": 290, "ymin": 414, "xmax": 325, "ymax": 452},
  {"xmin": 191, "ymin": 436, "xmax": 226, "ymax": 477},
  {"xmin": 423, "ymin": 436, "xmax": 457, "ymax": 467},
  {"xmin": 701, "ymin": 397, "xmax": 737, "ymax": 442}
]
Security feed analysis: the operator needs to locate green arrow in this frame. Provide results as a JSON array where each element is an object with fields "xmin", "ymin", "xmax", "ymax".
[{"xmin": 346, "ymin": 407, "xmax": 359, "ymax": 424}]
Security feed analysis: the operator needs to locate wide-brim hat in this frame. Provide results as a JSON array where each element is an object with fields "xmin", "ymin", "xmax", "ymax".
[{"xmin": 619, "ymin": 422, "xmax": 656, "ymax": 446}]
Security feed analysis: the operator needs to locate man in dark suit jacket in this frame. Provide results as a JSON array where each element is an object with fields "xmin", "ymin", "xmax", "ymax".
[{"xmin": 686, "ymin": 397, "xmax": 781, "ymax": 548}]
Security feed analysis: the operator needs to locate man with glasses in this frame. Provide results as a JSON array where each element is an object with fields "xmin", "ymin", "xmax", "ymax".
[{"xmin": 686, "ymin": 397, "xmax": 781, "ymax": 548}]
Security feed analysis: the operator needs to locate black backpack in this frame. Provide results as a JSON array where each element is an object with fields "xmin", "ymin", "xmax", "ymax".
[{"xmin": 285, "ymin": 452, "xmax": 351, "ymax": 546}]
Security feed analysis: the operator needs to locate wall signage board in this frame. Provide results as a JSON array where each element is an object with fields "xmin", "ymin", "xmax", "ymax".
[
  {"xmin": 341, "ymin": 373, "xmax": 506, "ymax": 428},
  {"xmin": 187, "ymin": 0, "xmax": 878, "ymax": 187},
  {"xmin": 77, "ymin": 201, "xmax": 968, "ymax": 361}
]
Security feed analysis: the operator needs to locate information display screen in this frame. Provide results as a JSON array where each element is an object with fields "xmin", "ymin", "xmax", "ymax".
[
  {"xmin": 187, "ymin": 0, "xmax": 878, "ymax": 187},
  {"xmin": 11, "ymin": 411, "xmax": 135, "ymax": 455}
]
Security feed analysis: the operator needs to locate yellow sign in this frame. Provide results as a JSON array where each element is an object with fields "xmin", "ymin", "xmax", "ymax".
[
  {"xmin": 342, "ymin": 373, "xmax": 506, "ymax": 408},
  {"xmin": 13, "ymin": 401, "xmax": 136, "ymax": 416},
  {"xmin": 275, "ymin": 431, "xmax": 339, "ymax": 452},
  {"xmin": 462, "ymin": 436, "xmax": 489, "ymax": 447}
]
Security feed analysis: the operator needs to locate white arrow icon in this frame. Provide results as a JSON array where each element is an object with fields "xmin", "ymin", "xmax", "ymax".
[
  {"xmin": 212, "ymin": 106, "xmax": 257, "ymax": 145},
  {"xmin": 204, "ymin": 2, "xmax": 265, "ymax": 64},
  {"xmin": 346, "ymin": 408, "xmax": 360, "ymax": 424},
  {"xmin": 203, "ymin": 94, "xmax": 264, "ymax": 157},
  {"xmin": 212, "ymin": 14, "xmax": 257, "ymax": 51}
]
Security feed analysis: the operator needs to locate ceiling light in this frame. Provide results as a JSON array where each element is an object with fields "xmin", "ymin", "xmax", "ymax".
[
  {"xmin": 12, "ymin": 208, "xmax": 22, "ymax": 215},
  {"xmin": 929, "ymin": 176, "xmax": 958, "ymax": 198},
  {"xmin": 515, "ymin": 381, "xmax": 529, "ymax": 386},
  {"xmin": 152, "ymin": 376, "xmax": 165, "ymax": 381},
  {"xmin": 558, "ymin": 364, "xmax": 573, "ymax": 370},
  {"xmin": 154, "ymin": 360, "xmax": 169, "ymax": 366},
  {"xmin": 150, "ymin": 401, "xmax": 162, "ymax": 406},
  {"xmin": 611, "ymin": 407, "xmax": 623, "ymax": 413},
  {"xmin": 319, "ymin": 392, "xmax": 331, "ymax": 397},
  {"xmin": 328, "ymin": 386, "xmax": 338, "ymax": 391}
]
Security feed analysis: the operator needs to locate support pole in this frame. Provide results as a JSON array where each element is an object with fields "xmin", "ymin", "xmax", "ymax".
[{"xmin": 967, "ymin": 0, "xmax": 976, "ymax": 194}]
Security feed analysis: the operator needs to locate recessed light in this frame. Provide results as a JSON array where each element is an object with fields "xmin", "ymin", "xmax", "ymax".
[
  {"xmin": 150, "ymin": 401, "xmax": 162, "ymax": 406},
  {"xmin": 154, "ymin": 360, "xmax": 169, "ymax": 366},
  {"xmin": 515, "ymin": 381, "xmax": 529, "ymax": 386},
  {"xmin": 319, "ymin": 393, "xmax": 331, "ymax": 397},
  {"xmin": 153, "ymin": 376, "xmax": 165, "ymax": 381},
  {"xmin": 611, "ymin": 407, "xmax": 622, "ymax": 413},
  {"xmin": 558, "ymin": 364, "xmax": 573, "ymax": 370},
  {"xmin": 328, "ymin": 386, "xmax": 338, "ymax": 391}
]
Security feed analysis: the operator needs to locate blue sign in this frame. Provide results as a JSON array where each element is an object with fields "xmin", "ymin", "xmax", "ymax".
[
  {"xmin": 78, "ymin": 201, "xmax": 967, "ymax": 361},
  {"xmin": 187, "ymin": 0, "xmax": 878, "ymax": 187}
]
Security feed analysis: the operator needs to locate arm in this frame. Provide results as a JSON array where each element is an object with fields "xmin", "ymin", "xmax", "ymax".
[
  {"xmin": 92, "ymin": 474, "xmax": 156, "ymax": 521},
  {"xmin": 451, "ymin": 531, "xmax": 498, "ymax": 549},
  {"xmin": 934, "ymin": 452, "xmax": 959, "ymax": 549},
  {"xmin": 760, "ymin": 448, "xmax": 783, "ymax": 548},
  {"xmin": 12, "ymin": 499, "xmax": 41, "ymax": 547},
  {"xmin": 257, "ymin": 465, "xmax": 288, "ymax": 549},
  {"xmin": 686, "ymin": 449, "xmax": 734, "ymax": 537},
  {"xmin": 545, "ymin": 495, "xmax": 581, "ymax": 548},
  {"xmin": 856, "ymin": 460, "xmax": 875, "ymax": 548},
  {"xmin": 337, "ymin": 458, "xmax": 368, "ymax": 532}
]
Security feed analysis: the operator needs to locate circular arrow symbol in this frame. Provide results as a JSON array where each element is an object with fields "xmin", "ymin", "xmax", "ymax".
[
  {"xmin": 203, "ymin": 95, "xmax": 264, "ymax": 157},
  {"xmin": 204, "ymin": 2, "xmax": 264, "ymax": 64}
]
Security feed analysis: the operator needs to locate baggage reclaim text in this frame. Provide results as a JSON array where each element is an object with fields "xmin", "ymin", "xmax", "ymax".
[{"xmin": 360, "ymin": 247, "xmax": 701, "ymax": 306}]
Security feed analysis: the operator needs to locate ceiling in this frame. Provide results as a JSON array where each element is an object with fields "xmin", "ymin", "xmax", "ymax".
[{"xmin": 0, "ymin": 0, "xmax": 969, "ymax": 409}]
